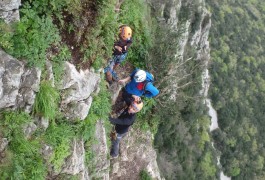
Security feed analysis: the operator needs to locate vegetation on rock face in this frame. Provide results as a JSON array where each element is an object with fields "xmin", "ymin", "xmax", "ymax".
[
  {"xmin": 0, "ymin": 111, "xmax": 47, "ymax": 179},
  {"xmin": 33, "ymin": 81, "xmax": 60, "ymax": 119},
  {"xmin": 0, "ymin": 0, "xmax": 155, "ymax": 177},
  {"xmin": 206, "ymin": 0, "xmax": 265, "ymax": 178},
  {"xmin": 140, "ymin": 1, "xmax": 219, "ymax": 179},
  {"xmin": 140, "ymin": 169, "xmax": 152, "ymax": 180},
  {"xmin": 0, "ymin": 0, "xmax": 243, "ymax": 179},
  {"xmin": 0, "ymin": 0, "xmax": 114, "ymax": 178}
]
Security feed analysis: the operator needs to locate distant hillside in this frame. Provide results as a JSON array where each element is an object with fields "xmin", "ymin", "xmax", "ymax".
[{"xmin": 206, "ymin": 0, "xmax": 265, "ymax": 178}]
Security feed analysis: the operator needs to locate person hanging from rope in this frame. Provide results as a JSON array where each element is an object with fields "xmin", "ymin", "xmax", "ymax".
[
  {"xmin": 118, "ymin": 68, "xmax": 159, "ymax": 105},
  {"xmin": 109, "ymin": 98, "xmax": 143, "ymax": 158},
  {"xmin": 104, "ymin": 25, "xmax": 133, "ymax": 84}
]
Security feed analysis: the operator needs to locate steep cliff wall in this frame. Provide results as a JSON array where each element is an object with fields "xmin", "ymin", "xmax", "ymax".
[
  {"xmin": 149, "ymin": 0, "xmax": 213, "ymax": 179},
  {"xmin": 0, "ymin": 0, "xmax": 212, "ymax": 179},
  {"xmin": 152, "ymin": 0, "xmax": 211, "ymax": 99}
]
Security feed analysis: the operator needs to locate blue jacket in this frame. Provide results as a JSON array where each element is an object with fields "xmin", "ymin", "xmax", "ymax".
[{"xmin": 125, "ymin": 69, "xmax": 159, "ymax": 98}]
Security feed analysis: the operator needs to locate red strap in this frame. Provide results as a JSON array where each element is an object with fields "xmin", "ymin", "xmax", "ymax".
[{"xmin": 136, "ymin": 82, "xmax": 145, "ymax": 90}]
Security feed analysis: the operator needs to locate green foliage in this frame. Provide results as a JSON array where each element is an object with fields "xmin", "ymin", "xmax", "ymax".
[
  {"xmin": 33, "ymin": 81, "xmax": 60, "ymax": 119},
  {"xmin": 76, "ymin": 79, "xmax": 111, "ymax": 173},
  {"xmin": 199, "ymin": 152, "xmax": 217, "ymax": 177},
  {"xmin": 26, "ymin": 0, "xmax": 70, "ymax": 15},
  {"xmin": 0, "ymin": 111, "xmax": 47, "ymax": 179},
  {"xmin": 144, "ymin": 1, "xmax": 218, "ymax": 179},
  {"xmin": 83, "ymin": 0, "xmax": 118, "ymax": 69},
  {"xmin": 44, "ymin": 120, "xmax": 75, "ymax": 172},
  {"xmin": 88, "ymin": 81, "xmax": 112, "ymax": 120},
  {"xmin": 54, "ymin": 174, "xmax": 79, "ymax": 180},
  {"xmin": 140, "ymin": 170, "xmax": 152, "ymax": 180},
  {"xmin": 0, "ymin": 111, "xmax": 31, "ymax": 139},
  {"xmin": 207, "ymin": 0, "xmax": 265, "ymax": 178},
  {"xmin": 135, "ymin": 98, "xmax": 159, "ymax": 134},
  {"xmin": 10, "ymin": 5, "xmax": 60, "ymax": 68},
  {"xmin": 51, "ymin": 45, "xmax": 71, "ymax": 84},
  {"xmin": 0, "ymin": 19, "xmax": 14, "ymax": 51}
]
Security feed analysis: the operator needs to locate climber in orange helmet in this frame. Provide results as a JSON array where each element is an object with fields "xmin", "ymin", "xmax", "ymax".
[{"xmin": 104, "ymin": 25, "xmax": 133, "ymax": 84}]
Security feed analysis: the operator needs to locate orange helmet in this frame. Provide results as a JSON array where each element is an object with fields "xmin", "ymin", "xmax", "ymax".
[{"xmin": 119, "ymin": 25, "xmax": 132, "ymax": 41}]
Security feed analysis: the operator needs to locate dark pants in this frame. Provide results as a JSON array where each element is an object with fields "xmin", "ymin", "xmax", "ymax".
[{"xmin": 110, "ymin": 132, "xmax": 127, "ymax": 157}]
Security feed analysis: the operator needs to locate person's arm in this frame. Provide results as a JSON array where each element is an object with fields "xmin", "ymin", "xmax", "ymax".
[
  {"xmin": 118, "ymin": 68, "xmax": 137, "ymax": 85},
  {"xmin": 114, "ymin": 45, "xmax": 122, "ymax": 52},
  {"xmin": 125, "ymin": 39, "xmax": 132, "ymax": 50},
  {"xmin": 118, "ymin": 76, "xmax": 131, "ymax": 85},
  {"xmin": 144, "ymin": 83, "xmax": 159, "ymax": 98}
]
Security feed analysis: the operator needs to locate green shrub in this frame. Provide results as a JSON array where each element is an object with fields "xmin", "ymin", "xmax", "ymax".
[
  {"xmin": 140, "ymin": 170, "xmax": 152, "ymax": 180},
  {"xmin": 33, "ymin": 81, "xmax": 60, "ymax": 119},
  {"xmin": 5, "ymin": 2, "xmax": 61, "ymax": 68},
  {"xmin": 78, "ymin": 79, "xmax": 112, "ymax": 171},
  {"xmin": 44, "ymin": 120, "xmax": 75, "ymax": 172},
  {"xmin": 83, "ymin": 0, "xmax": 118, "ymax": 69},
  {"xmin": 135, "ymin": 98, "xmax": 159, "ymax": 133},
  {"xmin": 0, "ymin": 19, "xmax": 14, "ymax": 51},
  {"xmin": 0, "ymin": 111, "xmax": 47, "ymax": 179},
  {"xmin": 25, "ymin": 0, "xmax": 70, "ymax": 15},
  {"xmin": 0, "ymin": 111, "xmax": 31, "ymax": 139},
  {"xmin": 51, "ymin": 45, "xmax": 71, "ymax": 85}
]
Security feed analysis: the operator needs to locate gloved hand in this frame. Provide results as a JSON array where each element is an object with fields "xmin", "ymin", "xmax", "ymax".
[{"xmin": 110, "ymin": 130, "xmax": 117, "ymax": 140}]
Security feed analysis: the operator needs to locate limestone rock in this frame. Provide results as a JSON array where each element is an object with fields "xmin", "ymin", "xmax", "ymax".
[
  {"xmin": 35, "ymin": 116, "xmax": 49, "ymax": 130},
  {"xmin": 45, "ymin": 60, "xmax": 55, "ymax": 87},
  {"xmin": 91, "ymin": 120, "xmax": 110, "ymax": 180},
  {"xmin": 62, "ymin": 139, "xmax": 85, "ymax": 175},
  {"xmin": 60, "ymin": 62, "xmax": 100, "ymax": 120},
  {"xmin": 0, "ymin": 10, "xmax": 20, "ymax": 23},
  {"xmin": 0, "ymin": 0, "xmax": 21, "ymax": 11},
  {"xmin": 41, "ymin": 144, "xmax": 53, "ymax": 163},
  {"xmin": 0, "ymin": 0, "xmax": 21, "ymax": 23},
  {"xmin": 23, "ymin": 122, "xmax": 37, "ymax": 139},
  {"xmin": 0, "ymin": 49, "xmax": 24, "ymax": 109},
  {"xmin": 0, "ymin": 138, "xmax": 8, "ymax": 152},
  {"xmin": 16, "ymin": 67, "xmax": 41, "ymax": 112},
  {"xmin": 110, "ymin": 128, "xmax": 161, "ymax": 180},
  {"xmin": 0, "ymin": 49, "xmax": 41, "ymax": 111},
  {"xmin": 60, "ymin": 62, "xmax": 100, "ymax": 103},
  {"xmin": 79, "ymin": 169, "xmax": 90, "ymax": 180},
  {"xmin": 62, "ymin": 96, "xmax": 93, "ymax": 120}
]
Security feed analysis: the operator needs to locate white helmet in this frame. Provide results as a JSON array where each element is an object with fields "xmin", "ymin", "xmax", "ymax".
[{"xmin": 134, "ymin": 70, "xmax": 146, "ymax": 82}]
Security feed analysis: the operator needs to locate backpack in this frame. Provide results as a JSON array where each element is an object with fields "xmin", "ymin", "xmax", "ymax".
[
  {"xmin": 135, "ymin": 71, "xmax": 154, "ymax": 93},
  {"xmin": 143, "ymin": 72, "xmax": 154, "ymax": 90}
]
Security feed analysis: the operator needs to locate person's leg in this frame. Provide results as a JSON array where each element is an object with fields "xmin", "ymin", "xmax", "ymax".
[
  {"xmin": 105, "ymin": 71, "xmax": 113, "ymax": 84},
  {"xmin": 110, "ymin": 132, "xmax": 126, "ymax": 158},
  {"xmin": 112, "ymin": 52, "xmax": 127, "ymax": 71},
  {"xmin": 104, "ymin": 58, "xmax": 116, "ymax": 84}
]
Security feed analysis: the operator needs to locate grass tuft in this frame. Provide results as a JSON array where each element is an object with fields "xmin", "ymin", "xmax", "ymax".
[{"xmin": 33, "ymin": 81, "xmax": 60, "ymax": 119}]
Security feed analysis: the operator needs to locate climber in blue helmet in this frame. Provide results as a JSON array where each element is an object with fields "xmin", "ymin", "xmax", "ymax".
[{"xmin": 118, "ymin": 68, "xmax": 159, "ymax": 105}]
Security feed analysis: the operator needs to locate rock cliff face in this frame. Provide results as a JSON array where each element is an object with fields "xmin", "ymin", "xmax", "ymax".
[
  {"xmin": 0, "ymin": 0, "xmax": 20, "ymax": 23},
  {"xmin": 0, "ymin": 0, "xmax": 211, "ymax": 179},
  {"xmin": 0, "ymin": 48, "xmax": 101, "ymax": 179},
  {"xmin": 151, "ymin": 0, "xmax": 212, "ymax": 177},
  {"xmin": 109, "ymin": 128, "xmax": 161, "ymax": 180},
  {"xmin": 152, "ymin": 0, "xmax": 211, "ymax": 100}
]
